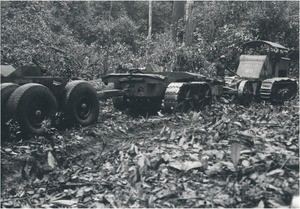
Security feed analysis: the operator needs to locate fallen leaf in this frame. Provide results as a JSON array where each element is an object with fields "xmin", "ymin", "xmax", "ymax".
[
  {"xmin": 75, "ymin": 135, "xmax": 83, "ymax": 140},
  {"xmin": 213, "ymin": 194, "xmax": 230, "ymax": 206},
  {"xmin": 156, "ymin": 189, "xmax": 173, "ymax": 199},
  {"xmin": 221, "ymin": 161, "xmax": 236, "ymax": 172},
  {"xmin": 257, "ymin": 200, "xmax": 264, "ymax": 208},
  {"xmin": 137, "ymin": 154, "xmax": 150, "ymax": 168},
  {"xmin": 267, "ymin": 199, "xmax": 286, "ymax": 208},
  {"xmin": 211, "ymin": 150, "xmax": 224, "ymax": 159},
  {"xmin": 169, "ymin": 161, "xmax": 202, "ymax": 172},
  {"xmin": 178, "ymin": 136, "xmax": 187, "ymax": 147},
  {"xmin": 104, "ymin": 194, "xmax": 117, "ymax": 208},
  {"xmin": 241, "ymin": 160, "xmax": 250, "ymax": 167},
  {"xmin": 47, "ymin": 151, "xmax": 57, "ymax": 169},
  {"xmin": 233, "ymin": 121, "xmax": 243, "ymax": 128},
  {"xmin": 169, "ymin": 161, "xmax": 182, "ymax": 171},
  {"xmin": 230, "ymin": 142, "xmax": 240, "ymax": 169},
  {"xmin": 76, "ymin": 187, "xmax": 85, "ymax": 197},
  {"xmin": 83, "ymin": 196, "xmax": 92, "ymax": 203},
  {"xmin": 183, "ymin": 161, "xmax": 202, "ymax": 171},
  {"xmin": 191, "ymin": 112, "xmax": 201, "ymax": 121},
  {"xmin": 238, "ymin": 130, "xmax": 254, "ymax": 138},
  {"xmin": 160, "ymin": 126, "xmax": 166, "ymax": 135},
  {"xmin": 182, "ymin": 188, "xmax": 196, "ymax": 199},
  {"xmin": 266, "ymin": 169, "xmax": 284, "ymax": 176},
  {"xmin": 147, "ymin": 194, "xmax": 156, "ymax": 208},
  {"xmin": 170, "ymin": 130, "xmax": 176, "ymax": 140},
  {"xmin": 51, "ymin": 199, "xmax": 78, "ymax": 207},
  {"xmin": 90, "ymin": 202, "xmax": 106, "ymax": 208},
  {"xmin": 205, "ymin": 163, "xmax": 222, "ymax": 176},
  {"xmin": 3, "ymin": 200, "xmax": 13, "ymax": 207}
]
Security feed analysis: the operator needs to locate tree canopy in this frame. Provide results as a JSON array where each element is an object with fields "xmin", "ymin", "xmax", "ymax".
[{"xmin": 1, "ymin": 1, "xmax": 299, "ymax": 78}]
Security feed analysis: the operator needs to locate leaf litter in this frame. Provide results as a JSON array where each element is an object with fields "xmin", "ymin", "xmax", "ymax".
[{"xmin": 1, "ymin": 98, "xmax": 299, "ymax": 208}]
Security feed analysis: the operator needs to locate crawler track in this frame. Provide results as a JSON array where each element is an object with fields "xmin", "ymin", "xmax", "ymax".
[
  {"xmin": 260, "ymin": 78, "xmax": 297, "ymax": 104},
  {"xmin": 163, "ymin": 82, "xmax": 212, "ymax": 112}
]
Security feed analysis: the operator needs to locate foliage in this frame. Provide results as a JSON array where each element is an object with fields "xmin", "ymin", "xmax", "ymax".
[{"xmin": 1, "ymin": 1, "xmax": 298, "ymax": 78}]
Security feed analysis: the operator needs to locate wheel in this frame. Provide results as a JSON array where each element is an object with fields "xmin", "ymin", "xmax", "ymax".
[
  {"xmin": 1, "ymin": 83, "xmax": 20, "ymax": 122},
  {"xmin": 254, "ymin": 82, "xmax": 262, "ymax": 102},
  {"xmin": 7, "ymin": 83, "xmax": 58, "ymax": 135},
  {"xmin": 238, "ymin": 80, "xmax": 254, "ymax": 105},
  {"xmin": 175, "ymin": 83, "xmax": 212, "ymax": 112},
  {"xmin": 63, "ymin": 80, "xmax": 99, "ymax": 126},
  {"xmin": 176, "ymin": 87, "xmax": 193, "ymax": 112},
  {"xmin": 270, "ymin": 81, "xmax": 298, "ymax": 105},
  {"xmin": 195, "ymin": 84, "xmax": 212, "ymax": 108}
]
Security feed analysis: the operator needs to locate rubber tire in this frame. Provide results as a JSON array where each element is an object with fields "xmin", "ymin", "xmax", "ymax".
[
  {"xmin": 63, "ymin": 80, "xmax": 99, "ymax": 126},
  {"xmin": 237, "ymin": 80, "xmax": 254, "ymax": 106},
  {"xmin": 7, "ymin": 83, "xmax": 58, "ymax": 136},
  {"xmin": 1, "ymin": 83, "xmax": 20, "ymax": 122}
]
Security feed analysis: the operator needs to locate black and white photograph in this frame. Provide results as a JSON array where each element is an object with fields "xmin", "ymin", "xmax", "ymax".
[{"xmin": 1, "ymin": 0, "xmax": 299, "ymax": 208}]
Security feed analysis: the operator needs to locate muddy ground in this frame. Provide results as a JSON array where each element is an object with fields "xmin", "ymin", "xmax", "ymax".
[{"xmin": 1, "ymin": 97, "xmax": 299, "ymax": 208}]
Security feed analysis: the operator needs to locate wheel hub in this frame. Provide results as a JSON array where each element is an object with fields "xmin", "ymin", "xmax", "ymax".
[
  {"xmin": 76, "ymin": 97, "xmax": 92, "ymax": 119},
  {"xmin": 81, "ymin": 103, "xmax": 87, "ymax": 109},
  {"xmin": 35, "ymin": 110, "xmax": 42, "ymax": 117}
]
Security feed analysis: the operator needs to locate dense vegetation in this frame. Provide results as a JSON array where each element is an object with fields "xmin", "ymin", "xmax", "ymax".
[{"xmin": 1, "ymin": 1, "xmax": 299, "ymax": 78}]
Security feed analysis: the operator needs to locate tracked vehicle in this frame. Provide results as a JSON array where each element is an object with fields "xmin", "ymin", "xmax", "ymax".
[
  {"xmin": 1, "ymin": 65, "xmax": 99, "ymax": 136},
  {"xmin": 223, "ymin": 40, "xmax": 298, "ymax": 105},
  {"xmin": 102, "ymin": 66, "xmax": 223, "ymax": 113}
]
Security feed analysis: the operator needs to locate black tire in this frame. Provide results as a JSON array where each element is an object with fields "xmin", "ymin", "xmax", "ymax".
[
  {"xmin": 7, "ymin": 83, "xmax": 58, "ymax": 136},
  {"xmin": 254, "ymin": 82, "xmax": 262, "ymax": 103},
  {"xmin": 237, "ymin": 80, "xmax": 254, "ymax": 106},
  {"xmin": 1, "ymin": 83, "xmax": 20, "ymax": 122},
  {"xmin": 63, "ymin": 80, "xmax": 99, "ymax": 126}
]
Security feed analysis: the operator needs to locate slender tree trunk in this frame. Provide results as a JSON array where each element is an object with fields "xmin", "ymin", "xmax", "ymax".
[
  {"xmin": 103, "ymin": 1, "xmax": 113, "ymax": 76},
  {"xmin": 148, "ymin": 0, "xmax": 153, "ymax": 39},
  {"xmin": 171, "ymin": 1, "xmax": 185, "ymax": 42},
  {"xmin": 185, "ymin": 0, "xmax": 194, "ymax": 46}
]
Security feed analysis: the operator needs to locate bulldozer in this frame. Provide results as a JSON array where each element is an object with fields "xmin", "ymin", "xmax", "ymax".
[
  {"xmin": 101, "ymin": 64, "xmax": 223, "ymax": 114},
  {"xmin": 1, "ymin": 65, "xmax": 99, "ymax": 136},
  {"xmin": 223, "ymin": 40, "xmax": 298, "ymax": 105}
]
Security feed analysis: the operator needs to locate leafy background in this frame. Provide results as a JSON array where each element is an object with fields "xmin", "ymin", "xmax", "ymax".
[{"xmin": 1, "ymin": 1, "xmax": 299, "ymax": 78}]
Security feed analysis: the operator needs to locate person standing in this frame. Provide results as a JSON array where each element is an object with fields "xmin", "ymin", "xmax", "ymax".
[{"xmin": 215, "ymin": 55, "xmax": 227, "ymax": 82}]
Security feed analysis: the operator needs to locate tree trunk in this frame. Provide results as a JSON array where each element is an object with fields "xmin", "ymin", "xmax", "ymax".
[
  {"xmin": 103, "ymin": 1, "xmax": 113, "ymax": 76},
  {"xmin": 148, "ymin": 0, "xmax": 153, "ymax": 39},
  {"xmin": 185, "ymin": 0, "xmax": 194, "ymax": 46},
  {"xmin": 172, "ymin": 1, "xmax": 185, "ymax": 42}
]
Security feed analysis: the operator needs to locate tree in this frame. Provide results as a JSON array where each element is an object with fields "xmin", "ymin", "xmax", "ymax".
[
  {"xmin": 148, "ymin": 0, "xmax": 153, "ymax": 39},
  {"xmin": 184, "ymin": 0, "xmax": 194, "ymax": 46},
  {"xmin": 171, "ymin": 1, "xmax": 185, "ymax": 42}
]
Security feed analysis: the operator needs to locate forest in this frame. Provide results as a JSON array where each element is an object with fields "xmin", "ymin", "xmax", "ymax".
[
  {"xmin": 1, "ymin": 1, "xmax": 299, "ymax": 208},
  {"xmin": 1, "ymin": 1, "xmax": 299, "ymax": 77}
]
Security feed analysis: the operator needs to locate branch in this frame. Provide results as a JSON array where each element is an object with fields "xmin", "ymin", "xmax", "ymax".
[{"xmin": 49, "ymin": 46, "xmax": 66, "ymax": 54}]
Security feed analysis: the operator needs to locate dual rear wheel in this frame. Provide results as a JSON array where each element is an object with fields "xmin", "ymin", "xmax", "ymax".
[
  {"xmin": 1, "ymin": 81, "xmax": 99, "ymax": 137},
  {"xmin": 7, "ymin": 83, "xmax": 58, "ymax": 135}
]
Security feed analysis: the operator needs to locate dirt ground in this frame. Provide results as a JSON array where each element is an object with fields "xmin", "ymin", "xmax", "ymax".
[{"xmin": 1, "ymin": 98, "xmax": 299, "ymax": 208}]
